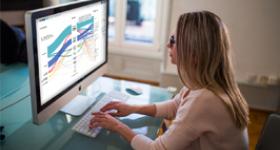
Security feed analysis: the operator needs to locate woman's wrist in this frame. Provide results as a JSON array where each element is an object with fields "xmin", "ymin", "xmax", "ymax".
[
  {"xmin": 130, "ymin": 105, "xmax": 141, "ymax": 114},
  {"xmin": 130, "ymin": 104, "xmax": 156, "ymax": 117},
  {"xmin": 116, "ymin": 122, "xmax": 136, "ymax": 142}
]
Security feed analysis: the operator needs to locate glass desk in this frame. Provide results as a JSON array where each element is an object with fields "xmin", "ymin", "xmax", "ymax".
[{"xmin": 0, "ymin": 64, "xmax": 173, "ymax": 150}]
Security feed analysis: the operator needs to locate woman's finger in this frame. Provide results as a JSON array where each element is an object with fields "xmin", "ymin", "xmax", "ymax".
[
  {"xmin": 91, "ymin": 122, "xmax": 107, "ymax": 129},
  {"xmin": 108, "ymin": 112, "xmax": 119, "ymax": 116},
  {"xmin": 92, "ymin": 111, "xmax": 106, "ymax": 116},
  {"xmin": 89, "ymin": 115, "xmax": 114, "ymax": 129},
  {"xmin": 100, "ymin": 102, "xmax": 119, "ymax": 112},
  {"xmin": 89, "ymin": 122, "xmax": 99, "ymax": 129},
  {"xmin": 89, "ymin": 117, "xmax": 107, "ymax": 127},
  {"xmin": 90, "ymin": 115, "xmax": 107, "ymax": 122}
]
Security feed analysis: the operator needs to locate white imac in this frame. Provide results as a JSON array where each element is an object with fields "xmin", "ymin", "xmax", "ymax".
[{"xmin": 25, "ymin": 0, "xmax": 108, "ymax": 125}]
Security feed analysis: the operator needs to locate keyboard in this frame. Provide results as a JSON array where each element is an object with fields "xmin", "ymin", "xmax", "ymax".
[{"xmin": 72, "ymin": 91, "xmax": 129, "ymax": 138}]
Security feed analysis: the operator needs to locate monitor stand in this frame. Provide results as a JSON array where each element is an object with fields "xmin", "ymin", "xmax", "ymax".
[
  {"xmin": 60, "ymin": 79, "xmax": 104, "ymax": 116},
  {"xmin": 60, "ymin": 95, "xmax": 97, "ymax": 116}
]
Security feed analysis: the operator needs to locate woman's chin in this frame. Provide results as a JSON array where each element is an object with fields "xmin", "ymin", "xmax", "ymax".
[{"xmin": 171, "ymin": 60, "xmax": 177, "ymax": 65}]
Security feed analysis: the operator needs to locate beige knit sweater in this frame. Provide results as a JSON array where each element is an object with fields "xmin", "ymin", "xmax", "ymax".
[{"xmin": 131, "ymin": 87, "xmax": 249, "ymax": 150}]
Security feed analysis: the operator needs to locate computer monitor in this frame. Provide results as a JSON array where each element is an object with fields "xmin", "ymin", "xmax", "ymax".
[{"xmin": 25, "ymin": 0, "xmax": 108, "ymax": 125}]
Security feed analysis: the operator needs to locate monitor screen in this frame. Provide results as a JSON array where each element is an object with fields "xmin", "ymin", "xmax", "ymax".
[
  {"xmin": 36, "ymin": 1, "xmax": 106, "ymax": 105},
  {"xmin": 25, "ymin": 0, "xmax": 108, "ymax": 124}
]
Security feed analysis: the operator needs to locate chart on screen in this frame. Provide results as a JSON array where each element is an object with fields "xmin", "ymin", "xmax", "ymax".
[{"xmin": 36, "ymin": 3, "xmax": 106, "ymax": 104}]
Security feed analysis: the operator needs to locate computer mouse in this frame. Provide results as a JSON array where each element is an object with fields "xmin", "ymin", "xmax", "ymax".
[{"xmin": 125, "ymin": 87, "xmax": 142, "ymax": 96}]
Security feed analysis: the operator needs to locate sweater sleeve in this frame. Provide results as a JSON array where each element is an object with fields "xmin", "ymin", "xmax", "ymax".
[
  {"xmin": 131, "ymin": 115, "xmax": 202, "ymax": 150},
  {"xmin": 154, "ymin": 88, "xmax": 185, "ymax": 119},
  {"xmin": 131, "ymin": 90, "xmax": 220, "ymax": 150}
]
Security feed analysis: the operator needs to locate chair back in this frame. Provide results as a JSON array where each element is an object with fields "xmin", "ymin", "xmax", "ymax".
[{"xmin": 256, "ymin": 113, "xmax": 280, "ymax": 150}]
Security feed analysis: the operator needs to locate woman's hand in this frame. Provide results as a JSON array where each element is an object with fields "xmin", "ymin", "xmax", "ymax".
[
  {"xmin": 89, "ymin": 112, "xmax": 136, "ymax": 142},
  {"xmin": 89, "ymin": 112, "xmax": 122, "ymax": 132},
  {"xmin": 100, "ymin": 101, "xmax": 135, "ymax": 117}
]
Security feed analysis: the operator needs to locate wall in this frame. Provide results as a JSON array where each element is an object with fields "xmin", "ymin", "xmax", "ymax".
[
  {"xmin": 161, "ymin": 0, "xmax": 280, "ymax": 111},
  {"xmin": 107, "ymin": 54, "xmax": 162, "ymax": 82},
  {"xmin": 164, "ymin": 0, "xmax": 280, "ymax": 81}
]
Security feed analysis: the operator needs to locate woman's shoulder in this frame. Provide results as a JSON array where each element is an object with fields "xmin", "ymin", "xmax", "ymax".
[
  {"xmin": 179, "ymin": 87, "xmax": 230, "ymax": 110},
  {"xmin": 195, "ymin": 88, "xmax": 228, "ymax": 103},
  {"xmin": 177, "ymin": 89, "xmax": 232, "ymax": 126},
  {"xmin": 173, "ymin": 86, "xmax": 189, "ymax": 101},
  {"xmin": 178, "ymin": 86, "xmax": 189, "ymax": 94},
  {"xmin": 186, "ymin": 88, "xmax": 230, "ymax": 113}
]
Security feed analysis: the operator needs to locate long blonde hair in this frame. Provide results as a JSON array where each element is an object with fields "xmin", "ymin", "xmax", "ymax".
[{"xmin": 176, "ymin": 11, "xmax": 249, "ymax": 129}]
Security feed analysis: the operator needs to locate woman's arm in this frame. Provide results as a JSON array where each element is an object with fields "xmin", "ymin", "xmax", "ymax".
[
  {"xmin": 101, "ymin": 89, "xmax": 185, "ymax": 118},
  {"xmin": 90, "ymin": 102, "xmax": 204, "ymax": 150},
  {"xmin": 100, "ymin": 88, "xmax": 185, "ymax": 118},
  {"xmin": 101, "ymin": 100, "xmax": 179, "ymax": 119},
  {"xmin": 90, "ymin": 112, "xmax": 136, "ymax": 142},
  {"xmin": 131, "ymin": 104, "xmax": 157, "ymax": 117},
  {"xmin": 100, "ymin": 102, "xmax": 156, "ymax": 117}
]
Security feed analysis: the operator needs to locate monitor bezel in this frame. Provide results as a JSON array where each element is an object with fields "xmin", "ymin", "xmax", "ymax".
[{"xmin": 26, "ymin": 0, "xmax": 108, "ymax": 118}]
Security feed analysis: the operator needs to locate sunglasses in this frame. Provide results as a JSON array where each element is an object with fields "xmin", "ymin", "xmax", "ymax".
[{"xmin": 169, "ymin": 35, "xmax": 176, "ymax": 46}]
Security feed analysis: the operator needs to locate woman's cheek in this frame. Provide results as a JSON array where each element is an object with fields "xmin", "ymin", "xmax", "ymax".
[{"xmin": 171, "ymin": 49, "xmax": 177, "ymax": 64}]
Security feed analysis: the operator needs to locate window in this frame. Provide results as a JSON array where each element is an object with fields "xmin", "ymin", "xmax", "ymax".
[
  {"xmin": 109, "ymin": 0, "xmax": 170, "ymax": 58},
  {"xmin": 124, "ymin": 0, "xmax": 156, "ymax": 44},
  {"xmin": 108, "ymin": 0, "xmax": 116, "ymax": 39}
]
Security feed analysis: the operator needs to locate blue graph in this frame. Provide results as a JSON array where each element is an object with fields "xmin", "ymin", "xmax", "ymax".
[
  {"xmin": 47, "ymin": 25, "xmax": 72, "ymax": 57},
  {"xmin": 77, "ymin": 17, "xmax": 94, "ymax": 41},
  {"xmin": 47, "ymin": 17, "xmax": 94, "ymax": 68},
  {"xmin": 48, "ymin": 40, "xmax": 72, "ymax": 67}
]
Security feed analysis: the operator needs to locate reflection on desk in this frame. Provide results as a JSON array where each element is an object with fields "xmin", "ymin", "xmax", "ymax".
[
  {"xmin": 0, "ymin": 66, "xmax": 173, "ymax": 150},
  {"xmin": 0, "ymin": 63, "xmax": 29, "ymax": 110}
]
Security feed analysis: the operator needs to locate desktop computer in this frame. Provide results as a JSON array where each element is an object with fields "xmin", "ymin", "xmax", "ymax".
[{"xmin": 25, "ymin": 0, "xmax": 109, "ymax": 125}]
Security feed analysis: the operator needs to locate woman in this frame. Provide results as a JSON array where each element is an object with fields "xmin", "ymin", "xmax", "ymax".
[{"xmin": 89, "ymin": 11, "xmax": 249, "ymax": 150}]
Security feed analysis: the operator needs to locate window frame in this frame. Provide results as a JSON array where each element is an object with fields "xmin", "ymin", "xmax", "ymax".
[{"xmin": 108, "ymin": 0, "xmax": 171, "ymax": 60}]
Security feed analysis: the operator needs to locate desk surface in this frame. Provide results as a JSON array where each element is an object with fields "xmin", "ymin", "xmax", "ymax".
[{"xmin": 0, "ymin": 64, "xmax": 173, "ymax": 150}]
